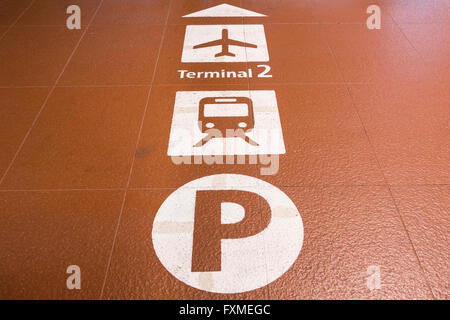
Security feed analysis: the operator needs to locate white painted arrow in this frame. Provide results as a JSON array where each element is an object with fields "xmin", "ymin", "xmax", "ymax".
[{"xmin": 183, "ymin": 3, "xmax": 267, "ymax": 18}]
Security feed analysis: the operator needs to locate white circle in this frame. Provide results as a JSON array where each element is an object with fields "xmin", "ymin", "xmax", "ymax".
[
  {"xmin": 238, "ymin": 122, "xmax": 247, "ymax": 128},
  {"xmin": 152, "ymin": 174, "xmax": 304, "ymax": 294},
  {"xmin": 205, "ymin": 122, "xmax": 215, "ymax": 128}
]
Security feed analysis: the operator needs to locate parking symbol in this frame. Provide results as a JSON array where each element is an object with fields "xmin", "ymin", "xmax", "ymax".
[
  {"xmin": 182, "ymin": 25, "xmax": 269, "ymax": 63},
  {"xmin": 152, "ymin": 174, "xmax": 304, "ymax": 293}
]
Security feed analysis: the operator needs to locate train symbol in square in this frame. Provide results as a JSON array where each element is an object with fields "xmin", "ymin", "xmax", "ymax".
[{"xmin": 168, "ymin": 90, "xmax": 285, "ymax": 157}]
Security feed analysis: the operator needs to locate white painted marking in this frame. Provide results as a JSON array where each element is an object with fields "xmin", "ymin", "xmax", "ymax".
[
  {"xmin": 167, "ymin": 90, "xmax": 286, "ymax": 156},
  {"xmin": 221, "ymin": 202, "xmax": 245, "ymax": 224},
  {"xmin": 183, "ymin": 4, "xmax": 266, "ymax": 18},
  {"xmin": 182, "ymin": 25, "xmax": 269, "ymax": 63},
  {"xmin": 152, "ymin": 174, "xmax": 304, "ymax": 293},
  {"xmin": 204, "ymin": 103, "xmax": 248, "ymax": 117}
]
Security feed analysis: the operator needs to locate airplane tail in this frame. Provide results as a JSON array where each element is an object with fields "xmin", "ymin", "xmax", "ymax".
[{"xmin": 215, "ymin": 51, "xmax": 236, "ymax": 57}]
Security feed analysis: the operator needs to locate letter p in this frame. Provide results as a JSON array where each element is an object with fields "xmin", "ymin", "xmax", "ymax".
[{"xmin": 191, "ymin": 190, "xmax": 271, "ymax": 272}]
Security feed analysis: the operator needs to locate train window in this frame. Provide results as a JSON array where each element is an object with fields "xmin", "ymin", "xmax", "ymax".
[{"xmin": 203, "ymin": 103, "xmax": 249, "ymax": 117}]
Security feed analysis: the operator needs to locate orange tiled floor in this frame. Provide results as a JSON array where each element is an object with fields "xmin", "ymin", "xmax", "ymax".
[{"xmin": 0, "ymin": 0, "xmax": 448, "ymax": 300}]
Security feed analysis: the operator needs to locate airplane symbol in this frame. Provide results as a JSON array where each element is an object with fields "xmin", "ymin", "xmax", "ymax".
[{"xmin": 193, "ymin": 28, "xmax": 258, "ymax": 57}]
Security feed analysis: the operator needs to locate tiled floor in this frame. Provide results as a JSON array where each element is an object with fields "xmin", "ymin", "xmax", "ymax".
[{"xmin": 0, "ymin": 0, "xmax": 448, "ymax": 300}]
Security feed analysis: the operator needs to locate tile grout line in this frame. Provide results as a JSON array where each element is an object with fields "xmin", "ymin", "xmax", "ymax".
[
  {"xmin": 388, "ymin": 9, "xmax": 442, "ymax": 82},
  {"xmin": 370, "ymin": 6, "xmax": 439, "ymax": 299},
  {"xmin": 324, "ymin": 28, "xmax": 436, "ymax": 299},
  {"xmin": 98, "ymin": 0, "xmax": 173, "ymax": 300},
  {"xmin": 0, "ymin": 0, "xmax": 105, "ymax": 187},
  {"xmin": 1, "ymin": 79, "xmax": 448, "ymax": 90},
  {"xmin": 382, "ymin": 172, "xmax": 437, "ymax": 299},
  {"xmin": 0, "ymin": 183, "xmax": 447, "ymax": 193},
  {"xmin": 0, "ymin": 0, "xmax": 36, "ymax": 42},
  {"xmin": 4, "ymin": 20, "xmax": 448, "ymax": 30},
  {"xmin": 0, "ymin": 188, "xmax": 125, "ymax": 192},
  {"xmin": 381, "ymin": 13, "xmax": 439, "ymax": 299},
  {"xmin": 349, "ymin": 94, "xmax": 437, "ymax": 299}
]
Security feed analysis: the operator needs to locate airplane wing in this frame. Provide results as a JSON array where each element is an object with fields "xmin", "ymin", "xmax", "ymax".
[
  {"xmin": 227, "ymin": 39, "xmax": 257, "ymax": 48},
  {"xmin": 193, "ymin": 39, "xmax": 222, "ymax": 49}
]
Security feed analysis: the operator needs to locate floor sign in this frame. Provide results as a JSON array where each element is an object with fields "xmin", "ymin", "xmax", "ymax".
[
  {"xmin": 152, "ymin": 174, "xmax": 304, "ymax": 294},
  {"xmin": 155, "ymin": 4, "xmax": 303, "ymax": 294},
  {"xmin": 167, "ymin": 90, "xmax": 286, "ymax": 156},
  {"xmin": 182, "ymin": 25, "xmax": 269, "ymax": 63}
]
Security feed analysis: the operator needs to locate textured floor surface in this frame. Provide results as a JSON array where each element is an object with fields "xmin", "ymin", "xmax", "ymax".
[{"xmin": 0, "ymin": 0, "xmax": 448, "ymax": 299}]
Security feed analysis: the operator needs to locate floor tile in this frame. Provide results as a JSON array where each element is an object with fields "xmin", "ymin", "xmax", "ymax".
[
  {"xmin": 129, "ymin": 84, "xmax": 260, "ymax": 189},
  {"xmin": 16, "ymin": 0, "xmax": 101, "ymax": 26},
  {"xmin": 251, "ymin": 83, "xmax": 385, "ymax": 186},
  {"xmin": 0, "ymin": 26, "xmax": 82, "ymax": 86},
  {"xmin": 325, "ymin": 23, "xmax": 435, "ymax": 82},
  {"xmin": 0, "ymin": 86, "xmax": 149, "ymax": 190},
  {"xmin": 102, "ymin": 189, "xmax": 269, "ymax": 299},
  {"xmin": 58, "ymin": 25, "xmax": 164, "ymax": 86},
  {"xmin": 0, "ymin": 88, "xmax": 49, "ymax": 179},
  {"xmin": 349, "ymin": 82, "xmax": 449, "ymax": 185},
  {"xmin": 384, "ymin": 0, "xmax": 450, "ymax": 25},
  {"xmin": 0, "ymin": 0, "xmax": 32, "ymax": 25},
  {"xmin": 391, "ymin": 185, "xmax": 449, "ymax": 299},
  {"xmin": 267, "ymin": 186, "xmax": 432, "ymax": 299},
  {"xmin": 398, "ymin": 23, "xmax": 450, "ymax": 82},
  {"xmin": 242, "ymin": 0, "xmax": 317, "ymax": 24},
  {"xmin": 92, "ymin": 0, "xmax": 169, "ymax": 26},
  {"xmin": 248, "ymin": 24, "xmax": 342, "ymax": 84},
  {"xmin": 0, "ymin": 190, "xmax": 123, "ymax": 299}
]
